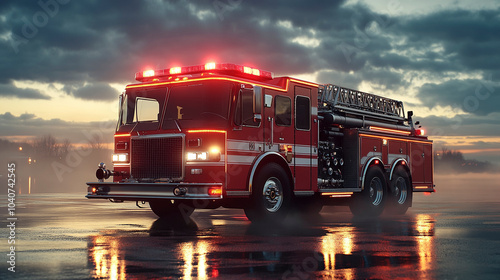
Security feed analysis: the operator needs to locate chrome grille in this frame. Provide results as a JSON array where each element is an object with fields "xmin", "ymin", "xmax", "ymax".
[{"xmin": 131, "ymin": 136, "xmax": 183, "ymax": 180}]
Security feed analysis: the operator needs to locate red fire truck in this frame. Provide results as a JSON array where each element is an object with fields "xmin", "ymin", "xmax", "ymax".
[{"xmin": 87, "ymin": 63, "xmax": 434, "ymax": 221}]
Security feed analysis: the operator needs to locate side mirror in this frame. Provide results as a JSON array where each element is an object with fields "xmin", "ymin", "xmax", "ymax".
[
  {"xmin": 116, "ymin": 94, "xmax": 124, "ymax": 131},
  {"xmin": 253, "ymin": 86, "xmax": 262, "ymax": 122},
  {"xmin": 253, "ymin": 86, "xmax": 262, "ymax": 114}
]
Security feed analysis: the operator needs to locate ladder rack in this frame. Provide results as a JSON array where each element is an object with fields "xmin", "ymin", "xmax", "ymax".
[{"xmin": 319, "ymin": 84, "xmax": 406, "ymax": 124}]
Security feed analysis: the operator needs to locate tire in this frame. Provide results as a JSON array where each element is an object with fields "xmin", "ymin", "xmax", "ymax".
[
  {"xmin": 387, "ymin": 167, "xmax": 412, "ymax": 215},
  {"xmin": 149, "ymin": 200, "xmax": 194, "ymax": 220},
  {"xmin": 244, "ymin": 163, "xmax": 292, "ymax": 223},
  {"xmin": 349, "ymin": 166, "xmax": 387, "ymax": 217}
]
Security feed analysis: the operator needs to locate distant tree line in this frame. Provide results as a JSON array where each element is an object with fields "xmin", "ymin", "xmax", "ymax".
[
  {"xmin": 0, "ymin": 134, "xmax": 111, "ymax": 193},
  {"xmin": 434, "ymin": 147, "xmax": 496, "ymax": 173}
]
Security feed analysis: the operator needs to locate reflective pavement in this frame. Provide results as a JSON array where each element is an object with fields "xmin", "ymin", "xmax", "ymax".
[{"xmin": 1, "ymin": 175, "xmax": 500, "ymax": 279}]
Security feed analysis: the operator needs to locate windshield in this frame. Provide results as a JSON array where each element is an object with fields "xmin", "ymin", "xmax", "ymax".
[
  {"xmin": 162, "ymin": 81, "xmax": 232, "ymax": 130},
  {"xmin": 117, "ymin": 81, "xmax": 232, "ymax": 132}
]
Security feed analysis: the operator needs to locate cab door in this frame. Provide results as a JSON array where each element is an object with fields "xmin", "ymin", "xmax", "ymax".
[
  {"xmin": 263, "ymin": 89, "xmax": 294, "ymax": 150},
  {"xmin": 294, "ymin": 86, "xmax": 312, "ymax": 191},
  {"xmin": 227, "ymin": 86, "xmax": 264, "ymax": 193}
]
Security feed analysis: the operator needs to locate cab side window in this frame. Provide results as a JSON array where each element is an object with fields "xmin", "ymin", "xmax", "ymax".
[
  {"xmin": 275, "ymin": 95, "xmax": 291, "ymax": 126},
  {"xmin": 295, "ymin": 96, "xmax": 310, "ymax": 130},
  {"xmin": 234, "ymin": 90, "xmax": 259, "ymax": 127}
]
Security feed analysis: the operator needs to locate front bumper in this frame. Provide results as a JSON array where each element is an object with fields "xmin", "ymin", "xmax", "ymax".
[{"xmin": 86, "ymin": 182, "xmax": 223, "ymax": 201}]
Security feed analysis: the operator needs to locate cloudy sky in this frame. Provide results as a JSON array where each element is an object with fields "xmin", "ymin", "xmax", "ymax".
[{"xmin": 1, "ymin": 0, "xmax": 499, "ymax": 164}]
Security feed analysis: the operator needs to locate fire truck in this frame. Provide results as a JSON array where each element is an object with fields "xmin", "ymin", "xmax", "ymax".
[{"xmin": 86, "ymin": 63, "xmax": 434, "ymax": 222}]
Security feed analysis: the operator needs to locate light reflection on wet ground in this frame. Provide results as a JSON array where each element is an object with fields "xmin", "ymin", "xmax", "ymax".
[
  {"xmin": 1, "ymin": 189, "xmax": 500, "ymax": 279},
  {"xmin": 87, "ymin": 212, "xmax": 438, "ymax": 280}
]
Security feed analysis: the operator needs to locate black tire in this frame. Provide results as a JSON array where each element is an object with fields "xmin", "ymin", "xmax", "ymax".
[
  {"xmin": 349, "ymin": 166, "xmax": 387, "ymax": 217},
  {"xmin": 244, "ymin": 163, "xmax": 292, "ymax": 223},
  {"xmin": 149, "ymin": 200, "xmax": 194, "ymax": 220},
  {"xmin": 386, "ymin": 167, "xmax": 412, "ymax": 215}
]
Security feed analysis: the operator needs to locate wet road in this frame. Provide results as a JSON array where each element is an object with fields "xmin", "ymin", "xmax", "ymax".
[{"xmin": 1, "ymin": 175, "xmax": 500, "ymax": 279}]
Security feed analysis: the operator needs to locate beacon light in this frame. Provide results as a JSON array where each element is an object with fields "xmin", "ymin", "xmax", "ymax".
[
  {"xmin": 205, "ymin": 62, "xmax": 216, "ymax": 70},
  {"xmin": 169, "ymin": 67, "xmax": 182, "ymax": 74},
  {"xmin": 143, "ymin": 70, "xmax": 155, "ymax": 77},
  {"xmin": 415, "ymin": 128, "xmax": 425, "ymax": 136}
]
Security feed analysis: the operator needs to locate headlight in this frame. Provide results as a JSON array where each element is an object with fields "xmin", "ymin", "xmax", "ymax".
[
  {"xmin": 112, "ymin": 153, "xmax": 129, "ymax": 163},
  {"xmin": 187, "ymin": 148, "xmax": 221, "ymax": 161},
  {"xmin": 187, "ymin": 152, "xmax": 209, "ymax": 161}
]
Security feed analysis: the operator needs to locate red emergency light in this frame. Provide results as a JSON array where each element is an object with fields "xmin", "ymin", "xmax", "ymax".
[
  {"xmin": 415, "ymin": 128, "xmax": 425, "ymax": 136},
  {"xmin": 135, "ymin": 63, "xmax": 274, "ymax": 82}
]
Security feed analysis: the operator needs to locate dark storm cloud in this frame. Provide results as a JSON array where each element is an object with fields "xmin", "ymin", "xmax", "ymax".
[
  {"xmin": 417, "ymin": 79, "xmax": 499, "ymax": 116},
  {"xmin": 389, "ymin": 8, "xmax": 500, "ymax": 116},
  {"xmin": 0, "ymin": 0, "xmax": 387, "ymax": 86},
  {"xmin": 0, "ymin": 0, "xmax": 499, "ymax": 117},
  {"xmin": 70, "ymin": 83, "xmax": 119, "ymax": 101},
  {"xmin": 0, "ymin": 82, "xmax": 51, "ymax": 99},
  {"xmin": 398, "ymin": 9, "xmax": 500, "ymax": 71}
]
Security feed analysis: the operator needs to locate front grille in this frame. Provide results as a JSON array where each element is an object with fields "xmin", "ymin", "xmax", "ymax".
[{"xmin": 131, "ymin": 136, "xmax": 184, "ymax": 180}]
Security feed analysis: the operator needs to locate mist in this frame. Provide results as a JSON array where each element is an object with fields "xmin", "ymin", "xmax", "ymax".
[
  {"xmin": 415, "ymin": 173, "xmax": 500, "ymax": 206},
  {"xmin": 0, "ymin": 144, "xmax": 112, "ymax": 194}
]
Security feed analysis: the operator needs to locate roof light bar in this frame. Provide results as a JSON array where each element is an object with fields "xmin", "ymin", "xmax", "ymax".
[{"xmin": 135, "ymin": 63, "xmax": 274, "ymax": 82}]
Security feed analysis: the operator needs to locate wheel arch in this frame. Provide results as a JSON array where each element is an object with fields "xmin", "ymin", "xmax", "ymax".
[
  {"xmin": 361, "ymin": 157, "xmax": 385, "ymax": 190},
  {"xmin": 248, "ymin": 152, "xmax": 293, "ymax": 195},
  {"xmin": 389, "ymin": 158, "xmax": 412, "ymax": 183}
]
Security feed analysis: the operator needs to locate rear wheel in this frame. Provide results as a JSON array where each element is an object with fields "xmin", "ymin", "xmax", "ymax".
[
  {"xmin": 349, "ymin": 166, "xmax": 387, "ymax": 217},
  {"xmin": 387, "ymin": 167, "xmax": 412, "ymax": 215},
  {"xmin": 244, "ymin": 163, "xmax": 291, "ymax": 223},
  {"xmin": 149, "ymin": 200, "xmax": 194, "ymax": 220}
]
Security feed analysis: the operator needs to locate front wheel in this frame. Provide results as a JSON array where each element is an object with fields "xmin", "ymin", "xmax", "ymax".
[
  {"xmin": 244, "ymin": 163, "xmax": 291, "ymax": 223},
  {"xmin": 149, "ymin": 200, "xmax": 194, "ymax": 220},
  {"xmin": 349, "ymin": 166, "xmax": 387, "ymax": 217}
]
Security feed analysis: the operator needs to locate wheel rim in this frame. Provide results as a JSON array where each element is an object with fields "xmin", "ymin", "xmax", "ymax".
[
  {"xmin": 394, "ymin": 177, "xmax": 408, "ymax": 204},
  {"xmin": 369, "ymin": 177, "xmax": 384, "ymax": 206},
  {"xmin": 262, "ymin": 177, "xmax": 283, "ymax": 213}
]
